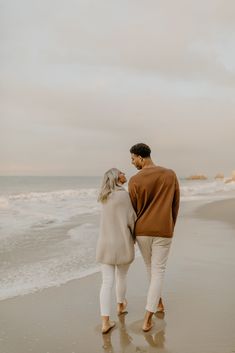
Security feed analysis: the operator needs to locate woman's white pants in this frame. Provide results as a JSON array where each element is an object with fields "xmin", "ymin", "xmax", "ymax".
[{"xmin": 100, "ymin": 263, "xmax": 130, "ymax": 316}]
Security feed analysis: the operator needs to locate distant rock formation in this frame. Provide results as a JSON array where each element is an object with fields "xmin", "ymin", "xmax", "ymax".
[
  {"xmin": 215, "ymin": 173, "xmax": 224, "ymax": 180},
  {"xmin": 225, "ymin": 170, "xmax": 235, "ymax": 183},
  {"xmin": 186, "ymin": 174, "xmax": 208, "ymax": 180}
]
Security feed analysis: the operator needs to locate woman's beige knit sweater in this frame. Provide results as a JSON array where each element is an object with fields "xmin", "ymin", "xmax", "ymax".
[{"xmin": 96, "ymin": 188, "xmax": 137, "ymax": 265}]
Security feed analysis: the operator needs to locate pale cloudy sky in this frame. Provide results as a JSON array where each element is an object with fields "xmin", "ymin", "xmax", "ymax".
[{"xmin": 1, "ymin": 0, "xmax": 235, "ymax": 177}]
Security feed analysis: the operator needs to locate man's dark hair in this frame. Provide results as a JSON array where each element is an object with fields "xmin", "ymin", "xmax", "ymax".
[{"xmin": 130, "ymin": 143, "xmax": 151, "ymax": 158}]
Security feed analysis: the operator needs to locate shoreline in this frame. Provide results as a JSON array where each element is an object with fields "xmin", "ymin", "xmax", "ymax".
[
  {"xmin": 194, "ymin": 197, "xmax": 235, "ymax": 228},
  {"xmin": 0, "ymin": 212, "xmax": 100, "ymax": 302},
  {"xmin": 1, "ymin": 197, "xmax": 235, "ymax": 353}
]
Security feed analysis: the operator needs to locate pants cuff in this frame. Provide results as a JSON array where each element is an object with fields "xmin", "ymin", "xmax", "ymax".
[{"xmin": 145, "ymin": 305, "xmax": 156, "ymax": 313}]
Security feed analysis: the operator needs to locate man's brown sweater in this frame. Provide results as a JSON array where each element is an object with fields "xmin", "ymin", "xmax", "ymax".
[{"xmin": 128, "ymin": 166, "xmax": 180, "ymax": 237}]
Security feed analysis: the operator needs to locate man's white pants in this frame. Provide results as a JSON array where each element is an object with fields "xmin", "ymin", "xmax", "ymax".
[
  {"xmin": 137, "ymin": 236, "xmax": 172, "ymax": 313},
  {"xmin": 100, "ymin": 263, "xmax": 130, "ymax": 316}
]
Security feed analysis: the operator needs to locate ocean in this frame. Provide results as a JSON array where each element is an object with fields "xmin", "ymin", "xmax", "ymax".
[{"xmin": 0, "ymin": 175, "xmax": 235, "ymax": 301}]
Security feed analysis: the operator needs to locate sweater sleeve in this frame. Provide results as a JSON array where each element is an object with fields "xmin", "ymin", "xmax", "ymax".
[
  {"xmin": 172, "ymin": 175, "xmax": 180, "ymax": 225},
  {"xmin": 127, "ymin": 201, "xmax": 137, "ymax": 237}
]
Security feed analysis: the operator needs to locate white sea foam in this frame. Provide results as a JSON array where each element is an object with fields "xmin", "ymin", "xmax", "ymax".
[
  {"xmin": 8, "ymin": 188, "xmax": 98, "ymax": 201},
  {"xmin": 0, "ymin": 188, "xmax": 100, "ymax": 239},
  {"xmin": 180, "ymin": 179, "xmax": 235, "ymax": 201},
  {"xmin": 0, "ymin": 257, "xmax": 100, "ymax": 301},
  {"xmin": 0, "ymin": 222, "xmax": 100, "ymax": 301}
]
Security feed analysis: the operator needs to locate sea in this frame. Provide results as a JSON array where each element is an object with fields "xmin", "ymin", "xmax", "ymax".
[{"xmin": 0, "ymin": 175, "xmax": 235, "ymax": 301}]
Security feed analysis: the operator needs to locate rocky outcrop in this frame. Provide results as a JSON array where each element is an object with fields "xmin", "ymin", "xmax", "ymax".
[
  {"xmin": 186, "ymin": 174, "xmax": 207, "ymax": 180},
  {"xmin": 215, "ymin": 173, "xmax": 224, "ymax": 179},
  {"xmin": 225, "ymin": 170, "xmax": 235, "ymax": 184}
]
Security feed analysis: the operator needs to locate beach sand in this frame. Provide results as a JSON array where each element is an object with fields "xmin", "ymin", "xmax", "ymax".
[{"xmin": 0, "ymin": 199, "xmax": 235, "ymax": 353}]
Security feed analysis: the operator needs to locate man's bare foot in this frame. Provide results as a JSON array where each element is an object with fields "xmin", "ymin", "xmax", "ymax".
[
  {"xmin": 157, "ymin": 297, "xmax": 164, "ymax": 313},
  {"xmin": 117, "ymin": 299, "xmax": 128, "ymax": 315},
  {"xmin": 142, "ymin": 322, "xmax": 153, "ymax": 332},
  {"xmin": 102, "ymin": 321, "xmax": 116, "ymax": 334},
  {"xmin": 142, "ymin": 311, "xmax": 154, "ymax": 332}
]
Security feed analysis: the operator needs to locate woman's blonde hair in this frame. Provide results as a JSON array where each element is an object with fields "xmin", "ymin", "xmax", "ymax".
[{"xmin": 98, "ymin": 168, "xmax": 122, "ymax": 203}]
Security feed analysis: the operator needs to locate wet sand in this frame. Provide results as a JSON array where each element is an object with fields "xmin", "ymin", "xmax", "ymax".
[
  {"xmin": 195, "ymin": 197, "xmax": 235, "ymax": 226},
  {"xmin": 0, "ymin": 198, "xmax": 235, "ymax": 353}
]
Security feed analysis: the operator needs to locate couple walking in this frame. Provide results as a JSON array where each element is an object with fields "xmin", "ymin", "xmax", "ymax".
[{"xmin": 96, "ymin": 143, "xmax": 180, "ymax": 334}]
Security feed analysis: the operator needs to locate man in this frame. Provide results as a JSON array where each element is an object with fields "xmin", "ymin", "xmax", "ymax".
[{"xmin": 128, "ymin": 143, "xmax": 180, "ymax": 332}]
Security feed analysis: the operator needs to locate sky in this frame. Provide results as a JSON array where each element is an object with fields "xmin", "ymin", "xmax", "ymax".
[{"xmin": 0, "ymin": 0, "xmax": 235, "ymax": 177}]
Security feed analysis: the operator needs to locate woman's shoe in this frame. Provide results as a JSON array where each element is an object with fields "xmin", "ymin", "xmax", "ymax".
[{"xmin": 102, "ymin": 321, "xmax": 116, "ymax": 334}]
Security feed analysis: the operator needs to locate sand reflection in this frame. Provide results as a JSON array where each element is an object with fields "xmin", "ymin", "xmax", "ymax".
[{"xmin": 101, "ymin": 313, "xmax": 170, "ymax": 353}]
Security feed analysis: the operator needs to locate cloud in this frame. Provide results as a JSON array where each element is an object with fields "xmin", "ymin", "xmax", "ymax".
[{"xmin": 0, "ymin": 0, "xmax": 235, "ymax": 176}]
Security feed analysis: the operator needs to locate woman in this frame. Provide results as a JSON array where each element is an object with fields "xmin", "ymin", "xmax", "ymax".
[{"xmin": 96, "ymin": 168, "xmax": 137, "ymax": 334}]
